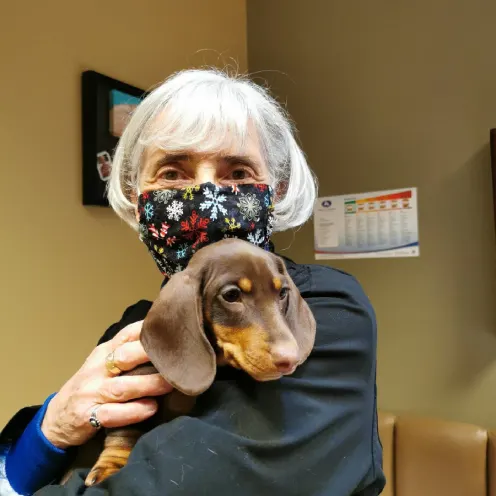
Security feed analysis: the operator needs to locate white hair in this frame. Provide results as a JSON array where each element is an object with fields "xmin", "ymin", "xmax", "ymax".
[{"xmin": 107, "ymin": 68, "xmax": 317, "ymax": 233}]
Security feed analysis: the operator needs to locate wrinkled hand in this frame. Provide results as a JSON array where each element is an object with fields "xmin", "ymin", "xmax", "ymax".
[{"xmin": 41, "ymin": 321, "xmax": 172, "ymax": 449}]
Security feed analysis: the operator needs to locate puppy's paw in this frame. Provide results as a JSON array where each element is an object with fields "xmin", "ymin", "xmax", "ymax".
[
  {"xmin": 84, "ymin": 448, "xmax": 131, "ymax": 486},
  {"xmin": 85, "ymin": 466, "xmax": 118, "ymax": 486}
]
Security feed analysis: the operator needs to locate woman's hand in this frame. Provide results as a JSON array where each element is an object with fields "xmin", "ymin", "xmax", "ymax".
[{"xmin": 41, "ymin": 321, "xmax": 172, "ymax": 450}]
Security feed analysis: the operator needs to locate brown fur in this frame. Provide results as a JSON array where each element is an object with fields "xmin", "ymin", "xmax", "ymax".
[{"xmin": 71, "ymin": 238, "xmax": 316, "ymax": 487}]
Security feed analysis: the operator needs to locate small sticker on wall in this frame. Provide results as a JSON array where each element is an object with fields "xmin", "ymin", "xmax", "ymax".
[{"xmin": 96, "ymin": 151, "xmax": 112, "ymax": 182}]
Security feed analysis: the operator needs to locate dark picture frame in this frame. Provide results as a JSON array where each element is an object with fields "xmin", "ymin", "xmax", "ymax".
[{"xmin": 81, "ymin": 70, "xmax": 147, "ymax": 206}]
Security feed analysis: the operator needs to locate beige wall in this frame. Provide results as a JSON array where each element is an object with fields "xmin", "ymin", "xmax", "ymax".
[
  {"xmin": 0, "ymin": 0, "xmax": 247, "ymax": 427},
  {"xmin": 248, "ymin": 0, "xmax": 496, "ymax": 429}
]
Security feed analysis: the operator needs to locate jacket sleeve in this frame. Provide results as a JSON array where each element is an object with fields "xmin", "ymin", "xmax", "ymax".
[
  {"xmin": 1, "ymin": 405, "xmax": 42, "ymax": 495},
  {"xmin": 0, "ymin": 448, "xmax": 20, "ymax": 496},
  {"xmin": 32, "ymin": 265, "xmax": 385, "ymax": 496},
  {"xmin": 2, "ymin": 394, "xmax": 73, "ymax": 496}
]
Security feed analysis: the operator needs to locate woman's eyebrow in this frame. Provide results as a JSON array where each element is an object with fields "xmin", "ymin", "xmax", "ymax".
[
  {"xmin": 155, "ymin": 153, "xmax": 191, "ymax": 166},
  {"xmin": 152, "ymin": 153, "xmax": 261, "ymax": 169},
  {"xmin": 223, "ymin": 155, "xmax": 261, "ymax": 168}
]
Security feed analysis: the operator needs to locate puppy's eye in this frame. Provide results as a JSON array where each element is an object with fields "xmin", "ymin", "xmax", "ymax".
[
  {"xmin": 279, "ymin": 287, "xmax": 289, "ymax": 300},
  {"xmin": 222, "ymin": 288, "xmax": 242, "ymax": 303}
]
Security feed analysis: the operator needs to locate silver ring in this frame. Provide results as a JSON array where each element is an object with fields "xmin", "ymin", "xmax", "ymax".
[{"xmin": 89, "ymin": 405, "xmax": 102, "ymax": 429}]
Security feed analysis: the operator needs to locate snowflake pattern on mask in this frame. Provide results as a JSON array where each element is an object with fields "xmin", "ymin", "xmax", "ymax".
[
  {"xmin": 237, "ymin": 192, "xmax": 262, "ymax": 221},
  {"xmin": 144, "ymin": 203, "xmax": 154, "ymax": 221},
  {"xmin": 199, "ymin": 186, "xmax": 228, "ymax": 220},
  {"xmin": 153, "ymin": 189, "xmax": 176, "ymax": 204},
  {"xmin": 247, "ymin": 228, "xmax": 265, "ymax": 246},
  {"xmin": 138, "ymin": 223, "xmax": 148, "ymax": 242},
  {"xmin": 166, "ymin": 200, "xmax": 184, "ymax": 221},
  {"xmin": 137, "ymin": 182, "xmax": 274, "ymax": 277},
  {"xmin": 223, "ymin": 217, "xmax": 241, "ymax": 232},
  {"xmin": 267, "ymin": 215, "xmax": 275, "ymax": 238},
  {"xmin": 176, "ymin": 244, "xmax": 189, "ymax": 259}
]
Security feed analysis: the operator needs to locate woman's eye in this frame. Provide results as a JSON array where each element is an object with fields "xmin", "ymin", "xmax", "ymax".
[
  {"xmin": 279, "ymin": 288, "xmax": 289, "ymax": 300},
  {"xmin": 222, "ymin": 288, "xmax": 242, "ymax": 303},
  {"xmin": 163, "ymin": 170, "xmax": 179, "ymax": 180},
  {"xmin": 231, "ymin": 169, "xmax": 247, "ymax": 180}
]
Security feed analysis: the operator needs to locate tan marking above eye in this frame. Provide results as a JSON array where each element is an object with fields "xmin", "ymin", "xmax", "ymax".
[
  {"xmin": 238, "ymin": 278, "xmax": 252, "ymax": 293},
  {"xmin": 273, "ymin": 278, "xmax": 282, "ymax": 291}
]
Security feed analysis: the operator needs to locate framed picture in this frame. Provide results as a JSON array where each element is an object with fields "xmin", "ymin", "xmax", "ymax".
[{"xmin": 81, "ymin": 70, "xmax": 147, "ymax": 206}]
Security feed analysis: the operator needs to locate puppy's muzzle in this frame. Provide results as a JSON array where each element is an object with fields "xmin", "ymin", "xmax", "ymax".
[{"xmin": 271, "ymin": 343, "xmax": 299, "ymax": 374}]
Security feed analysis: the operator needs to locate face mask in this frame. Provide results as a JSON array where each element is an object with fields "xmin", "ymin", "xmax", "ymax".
[{"xmin": 137, "ymin": 182, "xmax": 275, "ymax": 277}]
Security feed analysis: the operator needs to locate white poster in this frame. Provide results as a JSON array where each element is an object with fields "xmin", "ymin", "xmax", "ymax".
[{"xmin": 314, "ymin": 187, "xmax": 419, "ymax": 259}]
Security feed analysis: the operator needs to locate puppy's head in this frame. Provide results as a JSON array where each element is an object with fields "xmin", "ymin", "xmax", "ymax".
[{"xmin": 141, "ymin": 238, "xmax": 316, "ymax": 396}]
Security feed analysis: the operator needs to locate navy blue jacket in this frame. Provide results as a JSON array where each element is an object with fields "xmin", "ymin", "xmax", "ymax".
[{"xmin": 1, "ymin": 256, "xmax": 385, "ymax": 495}]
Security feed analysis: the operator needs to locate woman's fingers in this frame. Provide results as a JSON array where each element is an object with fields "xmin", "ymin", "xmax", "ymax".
[
  {"xmin": 96, "ymin": 398, "xmax": 159, "ymax": 428},
  {"xmin": 112, "ymin": 340, "xmax": 152, "ymax": 372},
  {"xmin": 110, "ymin": 320, "xmax": 144, "ymax": 347},
  {"xmin": 86, "ymin": 321, "xmax": 147, "ymax": 373},
  {"xmin": 100, "ymin": 373, "xmax": 173, "ymax": 403}
]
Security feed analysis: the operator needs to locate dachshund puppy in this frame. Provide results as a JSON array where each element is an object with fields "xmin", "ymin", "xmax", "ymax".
[{"xmin": 84, "ymin": 238, "xmax": 316, "ymax": 486}]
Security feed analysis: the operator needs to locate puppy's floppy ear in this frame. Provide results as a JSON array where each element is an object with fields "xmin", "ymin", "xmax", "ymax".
[
  {"xmin": 273, "ymin": 255, "xmax": 316, "ymax": 363},
  {"xmin": 140, "ymin": 267, "xmax": 216, "ymax": 396}
]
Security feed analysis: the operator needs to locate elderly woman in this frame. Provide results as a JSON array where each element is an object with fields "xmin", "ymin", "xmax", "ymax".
[{"xmin": 0, "ymin": 69, "xmax": 385, "ymax": 495}]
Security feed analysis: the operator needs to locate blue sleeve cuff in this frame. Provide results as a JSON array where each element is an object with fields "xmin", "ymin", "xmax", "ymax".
[{"xmin": 5, "ymin": 393, "xmax": 71, "ymax": 495}]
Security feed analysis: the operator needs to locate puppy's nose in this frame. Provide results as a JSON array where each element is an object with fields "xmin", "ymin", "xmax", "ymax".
[{"xmin": 271, "ymin": 345, "xmax": 299, "ymax": 374}]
